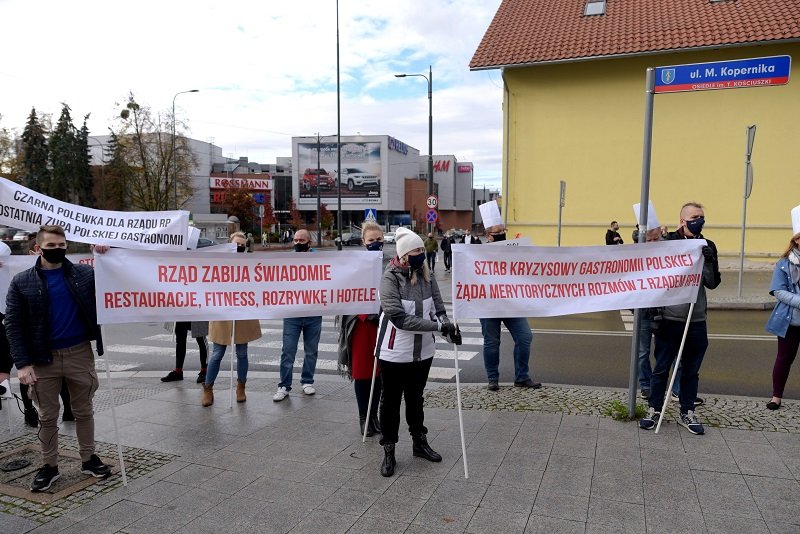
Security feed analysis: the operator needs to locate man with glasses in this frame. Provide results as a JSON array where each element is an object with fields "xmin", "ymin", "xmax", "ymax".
[{"xmin": 273, "ymin": 229, "xmax": 324, "ymax": 401}]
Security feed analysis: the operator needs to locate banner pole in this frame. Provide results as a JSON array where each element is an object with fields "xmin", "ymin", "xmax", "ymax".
[
  {"xmin": 451, "ymin": 317, "xmax": 469, "ymax": 479},
  {"xmin": 363, "ymin": 356, "xmax": 378, "ymax": 443},
  {"xmin": 655, "ymin": 302, "xmax": 695, "ymax": 434},
  {"xmin": 229, "ymin": 321, "xmax": 236, "ymax": 410},
  {"xmin": 99, "ymin": 325, "xmax": 127, "ymax": 486}
]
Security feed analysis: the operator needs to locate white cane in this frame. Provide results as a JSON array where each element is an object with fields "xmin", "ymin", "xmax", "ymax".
[
  {"xmin": 451, "ymin": 320, "xmax": 469, "ymax": 479},
  {"xmin": 362, "ymin": 357, "xmax": 379, "ymax": 443},
  {"xmin": 655, "ymin": 302, "xmax": 695, "ymax": 434},
  {"xmin": 229, "ymin": 321, "xmax": 236, "ymax": 410},
  {"xmin": 99, "ymin": 325, "xmax": 128, "ymax": 485}
]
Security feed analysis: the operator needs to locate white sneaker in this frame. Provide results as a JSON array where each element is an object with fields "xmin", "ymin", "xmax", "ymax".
[
  {"xmin": 302, "ymin": 384, "xmax": 316, "ymax": 396},
  {"xmin": 272, "ymin": 386, "xmax": 289, "ymax": 402}
]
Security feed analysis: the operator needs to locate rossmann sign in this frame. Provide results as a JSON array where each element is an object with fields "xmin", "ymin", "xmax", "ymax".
[{"xmin": 209, "ymin": 177, "xmax": 273, "ymax": 190}]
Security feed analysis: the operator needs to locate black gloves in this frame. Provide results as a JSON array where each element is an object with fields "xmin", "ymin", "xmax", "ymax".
[
  {"xmin": 440, "ymin": 322, "xmax": 462, "ymax": 345},
  {"xmin": 701, "ymin": 245, "xmax": 714, "ymax": 263}
]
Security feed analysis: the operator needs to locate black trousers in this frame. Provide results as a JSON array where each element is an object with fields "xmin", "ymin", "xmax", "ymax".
[
  {"xmin": 379, "ymin": 358, "xmax": 432, "ymax": 445},
  {"xmin": 175, "ymin": 322, "xmax": 208, "ymax": 369}
]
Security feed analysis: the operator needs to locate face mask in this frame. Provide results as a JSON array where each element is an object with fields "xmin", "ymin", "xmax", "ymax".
[
  {"xmin": 685, "ymin": 217, "xmax": 705, "ymax": 236},
  {"xmin": 41, "ymin": 248, "xmax": 67, "ymax": 264},
  {"xmin": 236, "ymin": 244, "xmax": 246, "ymax": 253},
  {"xmin": 294, "ymin": 242, "xmax": 310, "ymax": 252},
  {"xmin": 365, "ymin": 241, "xmax": 383, "ymax": 252},
  {"xmin": 408, "ymin": 253, "xmax": 425, "ymax": 270},
  {"xmin": 490, "ymin": 232, "xmax": 506, "ymax": 242}
]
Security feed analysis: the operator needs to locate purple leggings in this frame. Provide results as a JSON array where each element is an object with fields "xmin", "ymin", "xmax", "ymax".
[{"xmin": 772, "ymin": 325, "xmax": 800, "ymax": 398}]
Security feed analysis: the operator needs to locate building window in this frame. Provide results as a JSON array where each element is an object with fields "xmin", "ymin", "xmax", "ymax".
[{"xmin": 584, "ymin": 0, "xmax": 605, "ymax": 16}]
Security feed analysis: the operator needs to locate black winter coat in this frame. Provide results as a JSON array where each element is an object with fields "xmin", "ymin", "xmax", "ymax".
[{"xmin": 6, "ymin": 258, "xmax": 103, "ymax": 369}]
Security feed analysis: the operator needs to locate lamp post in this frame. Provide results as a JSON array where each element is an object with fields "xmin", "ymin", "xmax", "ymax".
[
  {"xmin": 395, "ymin": 65, "xmax": 433, "ymax": 232},
  {"xmin": 172, "ymin": 89, "xmax": 199, "ymax": 210},
  {"xmin": 336, "ymin": 0, "xmax": 343, "ymax": 250}
]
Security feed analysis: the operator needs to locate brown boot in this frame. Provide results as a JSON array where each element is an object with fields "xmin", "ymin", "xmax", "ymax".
[
  {"xmin": 201, "ymin": 384, "xmax": 214, "ymax": 407},
  {"xmin": 236, "ymin": 380, "xmax": 246, "ymax": 403}
]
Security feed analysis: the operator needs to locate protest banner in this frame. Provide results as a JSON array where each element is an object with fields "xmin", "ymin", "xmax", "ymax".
[
  {"xmin": 0, "ymin": 178, "xmax": 189, "ymax": 250},
  {"xmin": 94, "ymin": 249, "xmax": 382, "ymax": 324},
  {"xmin": 452, "ymin": 240, "xmax": 705, "ymax": 319}
]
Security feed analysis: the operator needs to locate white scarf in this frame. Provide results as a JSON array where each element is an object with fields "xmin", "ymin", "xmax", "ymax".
[{"xmin": 789, "ymin": 248, "xmax": 800, "ymax": 286}]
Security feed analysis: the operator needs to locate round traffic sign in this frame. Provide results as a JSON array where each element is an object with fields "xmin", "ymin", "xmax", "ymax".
[
  {"xmin": 425, "ymin": 209, "xmax": 438, "ymax": 223},
  {"xmin": 426, "ymin": 195, "xmax": 438, "ymax": 209}
]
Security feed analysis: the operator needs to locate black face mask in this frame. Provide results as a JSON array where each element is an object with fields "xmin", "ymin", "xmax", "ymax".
[
  {"xmin": 685, "ymin": 217, "xmax": 705, "ymax": 236},
  {"xmin": 236, "ymin": 244, "xmax": 246, "ymax": 253},
  {"xmin": 365, "ymin": 241, "xmax": 384, "ymax": 251},
  {"xmin": 490, "ymin": 233, "xmax": 506, "ymax": 242},
  {"xmin": 408, "ymin": 253, "xmax": 425, "ymax": 270},
  {"xmin": 41, "ymin": 248, "xmax": 67, "ymax": 264},
  {"xmin": 294, "ymin": 242, "xmax": 310, "ymax": 252}
]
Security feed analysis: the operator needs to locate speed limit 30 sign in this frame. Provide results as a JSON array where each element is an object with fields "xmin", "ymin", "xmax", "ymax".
[{"xmin": 426, "ymin": 195, "xmax": 438, "ymax": 209}]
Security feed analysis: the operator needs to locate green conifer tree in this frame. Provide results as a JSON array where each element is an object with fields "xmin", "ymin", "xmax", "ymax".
[{"xmin": 20, "ymin": 108, "xmax": 49, "ymax": 192}]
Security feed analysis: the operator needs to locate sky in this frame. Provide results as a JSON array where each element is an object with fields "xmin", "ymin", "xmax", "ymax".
[{"xmin": 0, "ymin": 0, "xmax": 505, "ymax": 189}]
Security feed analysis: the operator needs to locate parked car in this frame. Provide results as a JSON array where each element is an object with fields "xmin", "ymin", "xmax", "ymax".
[
  {"xmin": 336, "ymin": 232, "xmax": 362, "ymax": 247},
  {"xmin": 0, "ymin": 227, "xmax": 20, "ymax": 241},
  {"xmin": 333, "ymin": 168, "xmax": 379, "ymax": 191},
  {"xmin": 301, "ymin": 168, "xmax": 335, "ymax": 190},
  {"xmin": 12, "ymin": 230, "xmax": 36, "ymax": 241},
  {"xmin": 384, "ymin": 232, "xmax": 396, "ymax": 244},
  {"xmin": 196, "ymin": 238, "xmax": 215, "ymax": 248}
]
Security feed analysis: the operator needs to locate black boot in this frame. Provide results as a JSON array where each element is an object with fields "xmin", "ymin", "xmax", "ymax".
[
  {"xmin": 367, "ymin": 414, "xmax": 381, "ymax": 436},
  {"xmin": 380, "ymin": 443, "xmax": 396, "ymax": 477},
  {"xmin": 412, "ymin": 435, "xmax": 442, "ymax": 462},
  {"xmin": 360, "ymin": 415, "xmax": 375, "ymax": 437}
]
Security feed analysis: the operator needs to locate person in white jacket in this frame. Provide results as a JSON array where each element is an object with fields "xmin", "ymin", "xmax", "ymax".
[{"xmin": 375, "ymin": 228, "xmax": 461, "ymax": 477}]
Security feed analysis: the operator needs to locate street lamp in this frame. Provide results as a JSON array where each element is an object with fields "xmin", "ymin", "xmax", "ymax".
[
  {"xmin": 395, "ymin": 65, "xmax": 433, "ymax": 232},
  {"xmin": 172, "ymin": 89, "xmax": 199, "ymax": 210}
]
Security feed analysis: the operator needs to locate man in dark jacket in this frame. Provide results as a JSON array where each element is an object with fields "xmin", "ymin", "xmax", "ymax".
[
  {"xmin": 639, "ymin": 203, "xmax": 721, "ymax": 435},
  {"xmin": 605, "ymin": 221, "xmax": 624, "ymax": 245},
  {"xmin": 440, "ymin": 233, "xmax": 453, "ymax": 272},
  {"xmin": 6, "ymin": 225, "xmax": 111, "ymax": 492}
]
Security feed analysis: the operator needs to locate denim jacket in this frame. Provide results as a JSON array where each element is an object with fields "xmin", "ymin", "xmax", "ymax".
[{"xmin": 765, "ymin": 258, "xmax": 800, "ymax": 338}]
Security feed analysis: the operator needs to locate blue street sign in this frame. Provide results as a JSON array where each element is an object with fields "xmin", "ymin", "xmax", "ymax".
[
  {"xmin": 364, "ymin": 208, "xmax": 377, "ymax": 221},
  {"xmin": 425, "ymin": 209, "xmax": 438, "ymax": 223},
  {"xmin": 654, "ymin": 55, "xmax": 791, "ymax": 94}
]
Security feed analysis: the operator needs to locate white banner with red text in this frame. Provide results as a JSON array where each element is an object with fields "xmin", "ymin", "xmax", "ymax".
[
  {"xmin": 451, "ymin": 241, "xmax": 705, "ymax": 319},
  {"xmin": 94, "ymin": 249, "xmax": 382, "ymax": 324},
  {"xmin": 0, "ymin": 178, "xmax": 190, "ymax": 250}
]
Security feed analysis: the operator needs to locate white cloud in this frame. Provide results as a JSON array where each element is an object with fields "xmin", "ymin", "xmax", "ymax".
[{"xmin": 0, "ymin": 0, "xmax": 503, "ymax": 187}]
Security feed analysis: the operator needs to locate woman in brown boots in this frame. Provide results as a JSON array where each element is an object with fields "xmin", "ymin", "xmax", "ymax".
[{"xmin": 201, "ymin": 232, "xmax": 262, "ymax": 406}]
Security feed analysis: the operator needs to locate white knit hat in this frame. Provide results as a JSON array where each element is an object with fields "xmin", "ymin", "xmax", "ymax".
[
  {"xmin": 792, "ymin": 204, "xmax": 800, "ymax": 235},
  {"xmin": 395, "ymin": 227, "xmax": 425, "ymax": 259}
]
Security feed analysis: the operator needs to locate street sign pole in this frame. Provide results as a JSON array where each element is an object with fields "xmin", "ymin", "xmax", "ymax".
[
  {"xmin": 738, "ymin": 125, "xmax": 756, "ymax": 298},
  {"xmin": 557, "ymin": 180, "xmax": 566, "ymax": 246}
]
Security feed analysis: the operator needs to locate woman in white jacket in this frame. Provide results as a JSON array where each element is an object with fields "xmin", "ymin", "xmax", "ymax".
[{"xmin": 375, "ymin": 228, "xmax": 461, "ymax": 477}]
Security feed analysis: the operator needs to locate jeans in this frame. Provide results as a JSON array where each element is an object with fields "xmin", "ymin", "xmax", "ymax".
[
  {"xmin": 379, "ymin": 358, "xmax": 432, "ymax": 445},
  {"xmin": 426, "ymin": 251, "xmax": 436, "ymax": 271},
  {"xmin": 205, "ymin": 343, "xmax": 248, "ymax": 386},
  {"xmin": 443, "ymin": 251, "xmax": 452, "ymax": 271},
  {"xmin": 637, "ymin": 317, "xmax": 654, "ymax": 389},
  {"xmin": 480, "ymin": 317, "xmax": 533, "ymax": 382},
  {"xmin": 649, "ymin": 320, "xmax": 708, "ymax": 413},
  {"xmin": 279, "ymin": 316, "xmax": 322, "ymax": 390}
]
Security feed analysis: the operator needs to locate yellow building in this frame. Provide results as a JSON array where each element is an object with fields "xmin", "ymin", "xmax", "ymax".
[{"xmin": 471, "ymin": 0, "xmax": 800, "ymax": 261}]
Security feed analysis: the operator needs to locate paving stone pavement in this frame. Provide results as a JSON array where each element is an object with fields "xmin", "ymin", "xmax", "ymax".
[{"xmin": 1, "ymin": 374, "xmax": 799, "ymax": 533}]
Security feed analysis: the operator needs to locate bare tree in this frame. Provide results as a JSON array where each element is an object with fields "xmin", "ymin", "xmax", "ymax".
[{"xmin": 111, "ymin": 92, "xmax": 196, "ymax": 211}]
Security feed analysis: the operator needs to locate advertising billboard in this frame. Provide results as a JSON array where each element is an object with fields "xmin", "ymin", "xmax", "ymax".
[{"xmin": 297, "ymin": 142, "xmax": 382, "ymax": 205}]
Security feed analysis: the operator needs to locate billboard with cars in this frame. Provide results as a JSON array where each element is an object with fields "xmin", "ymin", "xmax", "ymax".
[{"xmin": 296, "ymin": 141, "xmax": 382, "ymax": 205}]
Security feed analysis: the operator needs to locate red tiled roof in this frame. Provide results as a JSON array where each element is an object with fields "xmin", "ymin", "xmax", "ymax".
[{"xmin": 470, "ymin": 0, "xmax": 800, "ymax": 69}]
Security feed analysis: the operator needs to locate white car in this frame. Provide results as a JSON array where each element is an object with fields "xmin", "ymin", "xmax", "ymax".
[
  {"xmin": 384, "ymin": 232, "xmax": 396, "ymax": 244},
  {"xmin": 334, "ymin": 168, "xmax": 380, "ymax": 191}
]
